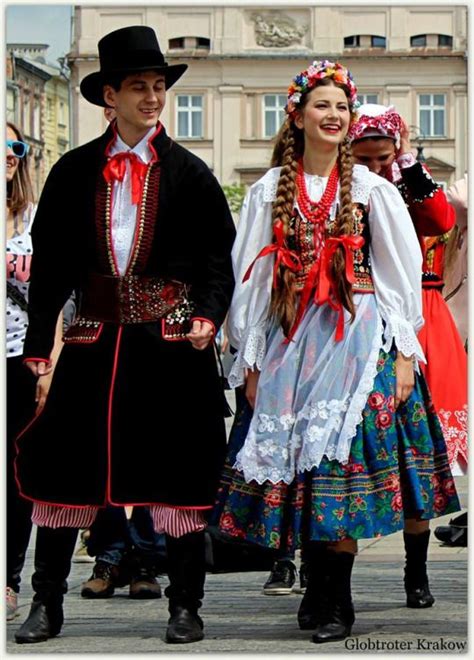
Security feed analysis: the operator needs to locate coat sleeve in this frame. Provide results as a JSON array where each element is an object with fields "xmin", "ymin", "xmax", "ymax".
[
  {"xmin": 227, "ymin": 181, "xmax": 274, "ymax": 388},
  {"xmin": 368, "ymin": 178, "xmax": 426, "ymax": 365},
  {"xmin": 189, "ymin": 168, "xmax": 236, "ymax": 332},
  {"xmin": 23, "ymin": 159, "xmax": 80, "ymax": 361},
  {"xmin": 400, "ymin": 162, "xmax": 456, "ymax": 236}
]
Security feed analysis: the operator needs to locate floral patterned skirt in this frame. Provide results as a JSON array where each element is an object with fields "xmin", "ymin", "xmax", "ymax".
[{"xmin": 213, "ymin": 350, "xmax": 460, "ymax": 550}]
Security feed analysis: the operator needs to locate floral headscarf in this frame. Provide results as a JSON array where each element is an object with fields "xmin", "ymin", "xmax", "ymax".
[
  {"xmin": 285, "ymin": 60, "xmax": 358, "ymax": 120},
  {"xmin": 349, "ymin": 103, "xmax": 402, "ymax": 145}
]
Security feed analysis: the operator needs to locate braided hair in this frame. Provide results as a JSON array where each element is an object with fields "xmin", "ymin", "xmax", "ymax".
[{"xmin": 269, "ymin": 79, "xmax": 356, "ymax": 335}]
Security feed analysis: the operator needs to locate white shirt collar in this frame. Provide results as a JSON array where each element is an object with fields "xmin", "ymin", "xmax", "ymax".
[{"xmin": 109, "ymin": 125, "xmax": 157, "ymax": 164}]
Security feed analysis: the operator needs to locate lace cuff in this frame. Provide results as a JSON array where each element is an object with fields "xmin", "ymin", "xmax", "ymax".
[
  {"xmin": 381, "ymin": 314, "xmax": 426, "ymax": 370},
  {"xmin": 228, "ymin": 323, "xmax": 267, "ymax": 389}
]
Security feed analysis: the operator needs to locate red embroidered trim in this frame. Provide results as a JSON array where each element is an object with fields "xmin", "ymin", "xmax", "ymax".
[
  {"xmin": 127, "ymin": 164, "xmax": 161, "ymax": 274},
  {"xmin": 22, "ymin": 357, "xmax": 51, "ymax": 366}
]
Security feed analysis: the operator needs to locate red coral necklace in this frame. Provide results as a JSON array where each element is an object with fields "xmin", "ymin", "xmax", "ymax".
[{"xmin": 296, "ymin": 160, "xmax": 339, "ymax": 224}]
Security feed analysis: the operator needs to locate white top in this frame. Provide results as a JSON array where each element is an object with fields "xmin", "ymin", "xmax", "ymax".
[
  {"xmin": 6, "ymin": 203, "xmax": 36, "ymax": 357},
  {"xmin": 108, "ymin": 126, "xmax": 156, "ymax": 275},
  {"xmin": 228, "ymin": 164, "xmax": 425, "ymax": 389}
]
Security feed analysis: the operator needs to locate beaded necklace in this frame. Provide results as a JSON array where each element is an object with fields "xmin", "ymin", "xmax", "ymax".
[{"xmin": 296, "ymin": 160, "xmax": 339, "ymax": 224}]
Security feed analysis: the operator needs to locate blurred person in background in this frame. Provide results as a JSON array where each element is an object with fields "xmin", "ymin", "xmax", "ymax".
[{"xmin": 6, "ymin": 122, "xmax": 63, "ymax": 621}]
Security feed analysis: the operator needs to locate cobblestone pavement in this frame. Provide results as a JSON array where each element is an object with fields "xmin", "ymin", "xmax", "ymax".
[{"xmin": 5, "ymin": 476, "xmax": 467, "ymax": 655}]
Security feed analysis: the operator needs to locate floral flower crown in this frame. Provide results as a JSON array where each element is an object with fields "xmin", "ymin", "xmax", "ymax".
[
  {"xmin": 349, "ymin": 104, "xmax": 402, "ymax": 143},
  {"xmin": 285, "ymin": 59, "xmax": 358, "ymax": 120}
]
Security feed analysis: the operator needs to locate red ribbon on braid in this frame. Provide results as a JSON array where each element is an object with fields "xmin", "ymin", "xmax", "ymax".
[
  {"xmin": 242, "ymin": 219, "xmax": 302, "ymax": 288},
  {"xmin": 317, "ymin": 234, "xmax": 365, "ymax": 341},
  {"xmin": 103, "ymin": 152, "xmax": 148, "ymax": 205}
]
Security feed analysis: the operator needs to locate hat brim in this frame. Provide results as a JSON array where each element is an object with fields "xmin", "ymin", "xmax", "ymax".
[{"xmin": 80, "ymin": 63, "xmax": 188, "ymax": 107}]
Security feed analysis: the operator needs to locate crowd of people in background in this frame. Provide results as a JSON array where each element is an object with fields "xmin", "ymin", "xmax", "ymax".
[{"xmin": 6, "ymin": 25, "xmax": 467, "ymax": 648}]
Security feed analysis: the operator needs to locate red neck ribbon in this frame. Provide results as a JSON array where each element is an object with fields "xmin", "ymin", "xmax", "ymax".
[{"xmin": 103, "ymin": 152, "xmax": 148, "ymax": 205}]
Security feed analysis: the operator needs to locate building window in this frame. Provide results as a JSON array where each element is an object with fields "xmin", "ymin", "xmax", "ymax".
[
  {"xmin": 344, "ymin": 35, "xmax": 386, "ymax": 48},
  {"xmin": 59, "ymin": 101, "xmax": 66, "ymax": 126},
  {"xmin": 263, "ymin": 94, "xmax": 286, "ymax": 138},
  {"xmin": 176, "ymin": 95, "xmax": 203, "ymax": 138},
  {"xmin": 438, "ymin": 34, "xmax": 453, "ymax": 47},
  {"xmin": 411, "ymin": 34, "xmax": 453, "ymax": 48},
  {"xmin": 419, "ymin": 94, "xmax": 446, "ymax": 137},
  {"xmin": 169, "ymin": 36, "xmax": 210, "ymax": 51},
  {"xmin": 22, "ymin": 92, "xmax": 30, "ymax": 134},
  {"xmin": 371, "ymin": 36, "xmax": 386, "ymax": 47},
  {"xmin": 33, "ymin": 99, "xmax": 41, "ymax": 139},
  {"xmin": 358, "ymin": 93, "xmax": 379, "ymax": 106}
]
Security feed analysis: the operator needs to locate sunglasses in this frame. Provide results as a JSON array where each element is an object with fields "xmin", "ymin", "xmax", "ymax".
[{"xmin": 6, "ymin": 139, "xmax": 30, "ymax": 158}]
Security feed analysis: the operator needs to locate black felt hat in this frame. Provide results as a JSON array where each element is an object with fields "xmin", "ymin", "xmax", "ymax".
[{"xmin": 80, "ymin": 26, "xmax": 188, "ymax": 107}]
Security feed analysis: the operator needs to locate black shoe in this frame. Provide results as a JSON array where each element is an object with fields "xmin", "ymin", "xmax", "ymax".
[
  {"xmin": 293, "ymin": 560, "xmax": 309, "ymax": 594},
  {"xmin": 165, "ymin": 606, "xmax": 204, "ymax": 644},
  {"xmin": 434, "ymin": 513, "xmax": 467, "ymax": 547},
  {"xmin": 262, "ymin": 559, "xmax": 296, "ymax": 595},
  {"xmin": 15, "ymin": 600, "xmax": 63, "ymax": 644},
  {"xmin": 312, "ymin": 614, "xmax": 353, "ymax": 643},
  {"xmin": 406, "ymin": 583, "xmax": 435, "ymax": 608}
]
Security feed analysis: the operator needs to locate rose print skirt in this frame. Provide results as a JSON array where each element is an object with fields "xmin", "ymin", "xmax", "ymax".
[{"xmin": 213, "ymin": 349, "xmax": 460, "ymax": 550}]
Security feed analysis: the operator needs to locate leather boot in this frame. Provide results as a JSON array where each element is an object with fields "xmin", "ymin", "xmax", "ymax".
[
  {"xmin": 164, "ymin": 531, "xmax": 206, "ymax": 644},
  {"xmin": 312, "ymin": 551, "xmax": 355, "ymax": 644},
  {"xmin": 404, "ymin": 530, "xmax": 435, "ymax": 608},
  {"xmin": 297, "ymin": 543, "xmax": 330, "ymax": 630},
  {"xmin": 15, "ymin": 526, "xmax": 78, "ymax": 644}
]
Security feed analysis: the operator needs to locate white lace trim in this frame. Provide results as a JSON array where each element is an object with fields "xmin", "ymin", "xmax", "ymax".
[
  {"xmin": 382, "ymin": 314, "xmax": 425, "ymax": 369},
  {"xmin": 301, "ymin": 312, "xmax": 384, "ymax": 469},
  {"xmin": 234, "ymin": 322, "xmax": 384, "ymax": 485},
  {"xmin": 260, "ymin": 164, "xmax": 372, "ymax": 205},
  {"xmin": 228, "ymin": 322, "xmax": 267, "ymax": 389}
]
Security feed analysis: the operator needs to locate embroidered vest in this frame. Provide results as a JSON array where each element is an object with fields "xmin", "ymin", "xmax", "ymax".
[{"xmin": 287, "ymin": 202, "xmax": 374, "ymax": 294}]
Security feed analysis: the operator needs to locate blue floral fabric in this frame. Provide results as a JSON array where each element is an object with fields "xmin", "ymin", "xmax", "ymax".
[{"xmin": 214, "ymin": 350, "xmax": 460, "ymax": 551}]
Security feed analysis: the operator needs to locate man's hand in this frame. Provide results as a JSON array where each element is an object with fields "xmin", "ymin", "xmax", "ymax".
[
  {"xmin": 186, "ymin": 320, "xmax": 214, "ymax": 351},
  {"xmin": 24, "ymin": 360, "xmax": 52, "ymax": 377},
  {"xmin": 35, "ymin": 373, "xmax": 53, "ymax": 415}
]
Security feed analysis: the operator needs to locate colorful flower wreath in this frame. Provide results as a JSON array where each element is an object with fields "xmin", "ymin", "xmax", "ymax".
[{"xmin": 285, "ymin": 59, "xmax": 358, "ymax": 120}]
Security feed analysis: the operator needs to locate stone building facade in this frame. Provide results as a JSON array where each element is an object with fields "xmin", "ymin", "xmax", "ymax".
[
  {"xmin": 68, "ymin": 4, "xmax": 467, "ymax": 188},
  {"xmin": 6, "ymin": 44, "xmax": 71, "ymax": 198}
]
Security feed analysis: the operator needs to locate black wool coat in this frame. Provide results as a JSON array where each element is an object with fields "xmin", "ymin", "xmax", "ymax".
[{"xmin": 15, "ymin": 124, "xmax": 236, "ymax": 509}]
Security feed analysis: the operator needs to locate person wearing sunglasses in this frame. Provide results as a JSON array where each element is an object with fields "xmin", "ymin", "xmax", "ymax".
[{"xmin": 6, "ymin": 122, "xmax": 63, "ymax": 622}]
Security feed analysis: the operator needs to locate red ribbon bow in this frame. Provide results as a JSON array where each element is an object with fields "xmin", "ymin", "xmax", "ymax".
[
  {"xmin": 103, "ymin": 152, "xmax": 148, "ymax": 205},
  {"xmin": 286, "ymin": 234, "xmax": 364, "ymax": 344},
  {"xmin": 243, "ymin": 219, "xmax": 301, "ymax": 288}
]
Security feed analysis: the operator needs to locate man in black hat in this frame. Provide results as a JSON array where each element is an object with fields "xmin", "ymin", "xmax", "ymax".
[{"xmin": 14, "ymin": 26, "xmax": 235, "ymax": 645}]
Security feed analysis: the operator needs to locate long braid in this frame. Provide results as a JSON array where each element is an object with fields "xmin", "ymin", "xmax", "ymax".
[
  {"xmin": 330, "ymin": 138, "xmax": 356, "ymax": 321},
  {"xmin": 269, "ymin": 119, "xmax": 301, "ymax": 335}
]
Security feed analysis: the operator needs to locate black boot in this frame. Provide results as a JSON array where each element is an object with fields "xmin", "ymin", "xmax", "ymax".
[
  {"xmin": 15, "ymin": 526, "xmax": 78, "ymax": 644},
  {"xmin": 312, "ymin": 551, "xmax": 355, "ymax": 644},
  {"xmin": 297, "ymin": 543, "xmax": 330, "ymax": 630},
  {"xmin": 404, "ymin": 530, "xmax": 435, "ymax": 608},
  {"xmin": 164, "ymin": 531, "xmax": 206, "ymax": 644}
]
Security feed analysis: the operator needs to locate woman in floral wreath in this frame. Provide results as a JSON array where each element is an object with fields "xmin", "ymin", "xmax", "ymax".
[{"xmin": 214, "ymin": 60, "xmax": 460, "ymax": 644}]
